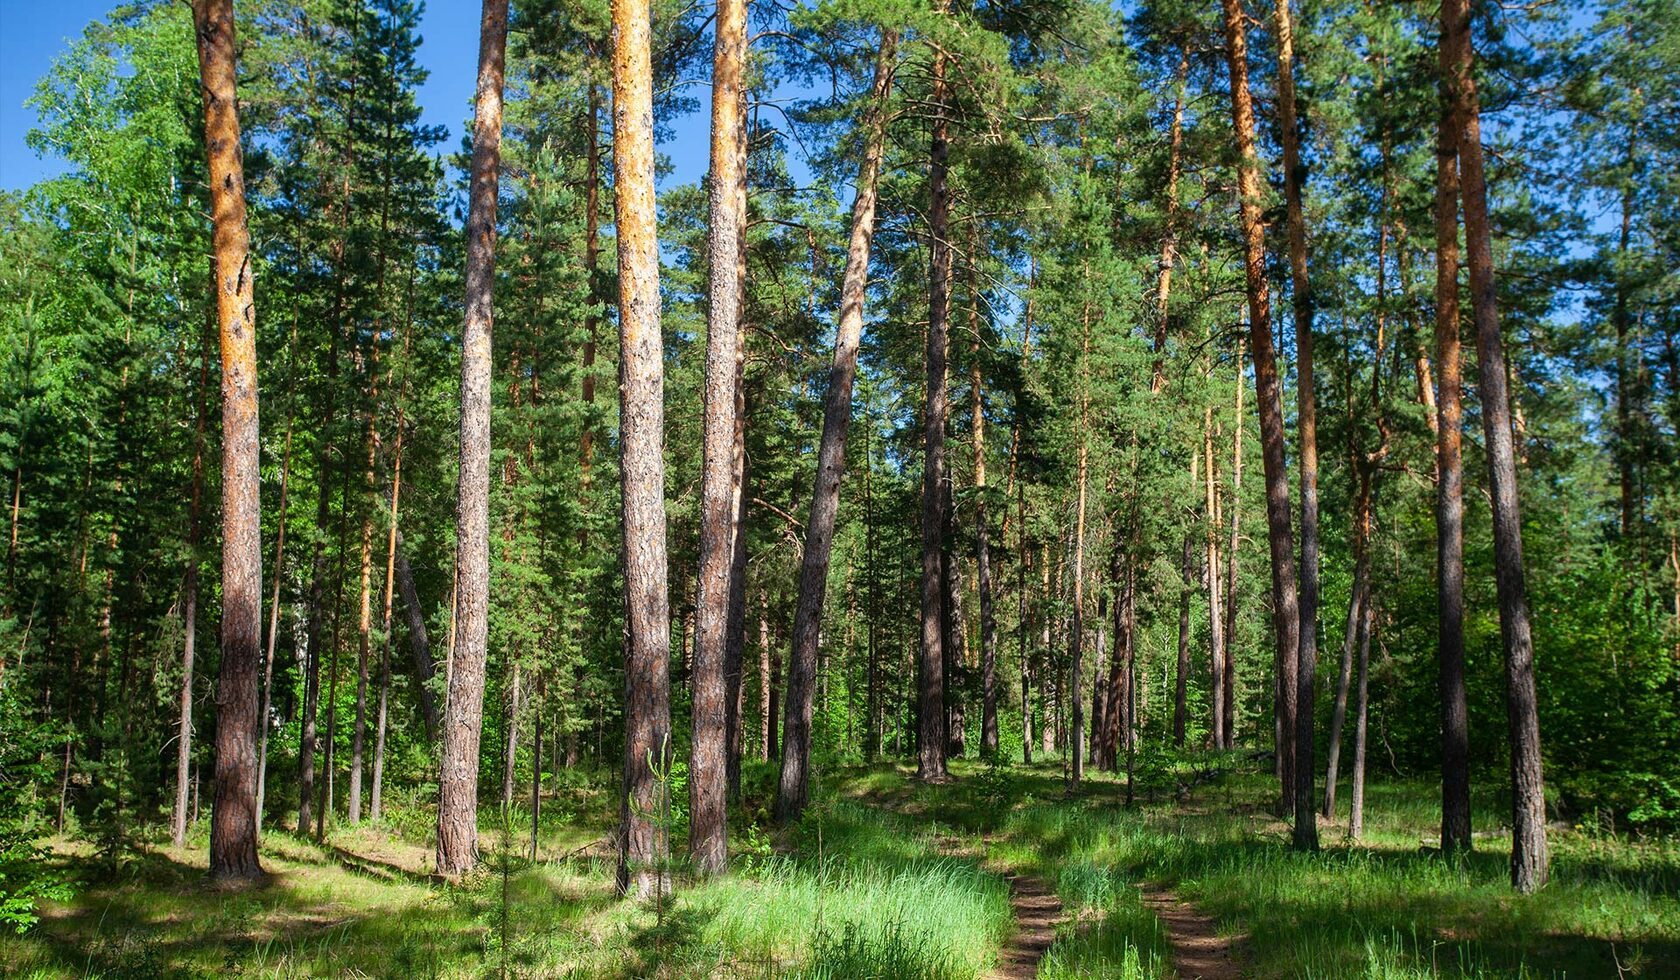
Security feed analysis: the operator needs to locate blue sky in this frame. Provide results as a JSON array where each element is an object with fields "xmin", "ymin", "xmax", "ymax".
[{"xmin": 0, "ymin": 0, "xmax": 718, "ymax": 193}]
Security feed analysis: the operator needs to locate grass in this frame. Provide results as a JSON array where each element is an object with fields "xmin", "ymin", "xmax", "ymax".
[{"xmin": 6, "ymin": 754, "xmax": 1678, "ymax": 978}]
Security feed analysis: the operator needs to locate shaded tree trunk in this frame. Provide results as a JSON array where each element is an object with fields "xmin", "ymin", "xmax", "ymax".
[
  {"xmin": 436, "ymin": 0, "xmax": 507, "ymax": 879},
  {"xmin": 1348, "ymin": 591, "xmax": 1372, "ymax": 839},
  {"xmin": 1441, "ymin": 0, "xmax": 1547, "ymax": 892},
  {"xmin": 174, "ymin": 317, "xmax": 211, "ymax": 848},
  {"xmin": 1223, "ymin": 338, "xmax": 1245, "ymax": 743},
  {"xmin": 777, "ymin": 30, "xmax": 896, "ymax": 820},
  {"xmin": 969, "ymin": 262, "xmax": 999, "ymax": 756},
  {"xmin": 195, "ymin": 0, "xmax": 262, "ymax": 880},
  {"xmin": 1323, "ymin": 467, "xmax": 1370, "ymax": 819},
  {"xmin": 917, "ymin": 39, "xmax": 952, "ymax": 784},
  {"xmin": 1204, "ymin": 407, "xmax": 1227, "ymax": 750},
  {"xmin": 1276, "ymin": 0, "xmax": 1321, "ymax": 852}
]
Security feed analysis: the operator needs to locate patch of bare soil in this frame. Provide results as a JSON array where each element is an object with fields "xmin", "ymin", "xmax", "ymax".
[
  {"xmin": 986, "ymin": 871, "xmax": 1066, "ymax": 980},
  {"xmin": 1140, "ymin": 885, "xmax": 1245, "ymax": 980}
]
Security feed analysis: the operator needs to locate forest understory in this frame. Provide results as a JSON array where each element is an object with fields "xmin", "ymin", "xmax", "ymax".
[{"xmin": 8, "ymin": 756, "xmax": 1678, "ymax": 979}]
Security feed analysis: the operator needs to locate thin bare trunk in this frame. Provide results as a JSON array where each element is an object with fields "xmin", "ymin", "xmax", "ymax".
[
  {"xmin": 173, "ymin": 324, "xmax": 210, "ymax": 848},
  {"xmin": 1348, "ymin": 593, "xmax": 1372, "ymax": 839},
  {"xmin": 1204, "ymin": 407, "xmax": 1227, "ymax": 749},
  {"xmin": 1324, "ymin": 468, "xmax": 1370, "ymax": 819}
]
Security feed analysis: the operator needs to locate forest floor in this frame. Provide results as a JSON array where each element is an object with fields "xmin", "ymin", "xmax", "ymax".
[{"xmin": 7, "ymin": 754, "xmax": 1679, "ymax": 978}]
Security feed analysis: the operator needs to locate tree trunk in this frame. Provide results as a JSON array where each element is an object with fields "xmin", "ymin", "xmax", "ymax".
[
  {"xmin": 1432, "ymin": 15, "xmax": 1472, "ymax": 858},
  {"xmin": 503, "ymin": 661, "xmax": 521, "ymax": 809},
  {"xmin": 613, "ymin": 0, "xmax": 673, "ymax": 898},
  {"xmin": 917, "ymin": 39, "xmax": 952, "ymax": 784},
  {"xmin": 255, "ymin": 408, "xmax": 294, "ymax": 835},
  {"xmin": 760, "ymin": 589, "xmax": 776, "ymax": 760},
  {"xmin": 777, "ymin": 30, "xmax": 896, "ymax": 819},
  {"xmin": 1152, "ymin": 48, "xmax": 1189, "ymax": 393},
  {"xmin": 1348, "ymin": 590, "xmax": 1372, "ymax": 839},
  {"xmin": 1323, "ymin": 467, "xmax": 1370, "ymax": 819},
  {"xmin": 1219, "ymin": 0, "xmax": 1299, "ymax": 812},
  {"xmin": 1442, "ymin": 0, "xmax": 1547, "ymax": 892},
  {"xmin": 436, "ymin": 0, "xmax": 507, "ymax": 879},
  {"xmin": 1276, "ymin": 0, "xmax": 1321, "ymax": 852},
  {"xmin": 390, "ymin": 532, "xmax": 438, "ymax": 739},
  {"xmin": 1174, "ymin": 533, "xmax": 1191, "ymax": 748},
  {"xmin": 689, "ymin": 0, "xmax": 748, "ymax": 872},
  {"xmin": 371, "ymin": 351, "xmax": 406, "ymax": 823},
  {"xmin": 1223, "ymin": 338, "xmax": 1245, "ymax": 743},
  {"xmin": 969, "ymin": 262, "xmax": 999, "ymax": 756},
  {"xmin": 196, "ymin": 0, "xmax": 263, "ymax": 880},
  {"xmin": 174, "ymin": 326, "xmax": 210, "ymax": 848},
  {"xmin": 1204, "ymin": 407, "xmax": 1227, "ymax": 750},
  {"xmin": 350, "ymin": 395, "xmax": 378, "ymax": 826}
]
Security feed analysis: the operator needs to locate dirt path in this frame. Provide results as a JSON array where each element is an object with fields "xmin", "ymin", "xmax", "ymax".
[
  {"xmin": 986, "ymin": 871, "xmax": 1065, "ymax": 980},
  {"xmin": 1140, "ymin": 885, "xmax": 1244, "ymax": 980}
]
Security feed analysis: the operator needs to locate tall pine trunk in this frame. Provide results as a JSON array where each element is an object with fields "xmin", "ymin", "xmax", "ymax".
[
  {"xmin": 969, "ymin": 262, "xmax": 999, "ymax": 756},
  {"xmin": 917, "ymin": 39, "xmax": 952, "ymax": 784},
  {"xmin": 1324, "ymin": 465, "xmax": 1370, "ymax": 819},
  {"xmin": 1433, "ymin": 16, "xmax": 1472, "ymax": 857},
  {"xmin": 1442, "ymin": 0, "xmax": 1547, "ymax": 891},
  {"xmin": 1276, "ymin": 0, "xmax": 1321, "ymax": 852},
  {"xmin": 613, "ymin": 0, "xmax": 673, "ymax": 898},
  {"xmin": 1203, "ymin": 406, "xmax": 1227, "ymax": 750},
  {"xmin": 436, "ymin": 0, "xmax": 507, "ymax": 878},
  {"xmin": 196, "ymin": 0, "xmax": 263, "ymax": 880},
  {"xmin": 777, "ymin": 30, "xmax": 896, "ymax": 819},
  {"xmin": 689, "ymin": 0, "xmax": 748, "ymax": 872},
  {"xmin": 1219, "ymin": 0, "xmax": 1299, "ymax": 811}
]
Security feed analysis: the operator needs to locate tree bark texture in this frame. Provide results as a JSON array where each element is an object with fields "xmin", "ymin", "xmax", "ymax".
[
  {"xmin": 1219, "ymin": 0, "xmax": 1299, "ymax": 811},
  {"xmin": 917, "ymin": 42, "xmax": 952, "ymax": 783},
  {"xmin": 436, "ymin": 0, "xmax": 507, "ymax": 879},
  {"xmin": 195, "ymin": 0, "xmax": 263, "ymax": 880},
  {"xmin": 689, "ymin": 0, "xmax": 748, "ymax": 873},
  {"xmin": 613, "ymin": 0, "xmax": 673, "ymax": 898},
  {"xmin": 1276, "ymin": 0, "xmax": 1322, "ymax": 852},
  {"xmin": 1441, "ymin": 0, "xmax": 1547, "ymax": 892}
]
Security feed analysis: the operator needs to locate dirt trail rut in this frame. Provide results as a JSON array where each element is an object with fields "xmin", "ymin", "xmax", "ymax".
[
  {"xmin": 1141, "ymin": 885, "xmax": 1244, "ymax": 979},
  {"xmin": 985, "ymin": 871, "xmax": 1065, "ymax": 979}
]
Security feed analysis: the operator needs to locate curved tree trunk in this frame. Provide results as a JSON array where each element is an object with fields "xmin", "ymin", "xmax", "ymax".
[
  {"xmin": 195, "ymin": 0, "xmax": 263, "ymax": 880},
  {"xmin": 777, "ymin": 30, "xmax": 896, "ymax": 820},
  {"xmin": 435, "ymin": 0, "xmax": 507, "ymax": 879}
]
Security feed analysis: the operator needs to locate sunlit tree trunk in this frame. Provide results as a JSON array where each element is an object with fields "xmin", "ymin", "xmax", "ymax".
[
  {"xmin": 1224, "ymin": 337, "xmax": 1245, "ymax": 742},
  {"xmin": 1348, "ymin": 594, "xmax": 1372, "ymax": 839},
  {"xmin": 690, "ymin": 0, "xmax": 748, "ymax": 872},
  {"xmin": 1204, "ymin": 406, "xmax": 1227, "ymax": 750},
  {"xmin": 613, "ymin": 0, "xmax": 673, "ymax": 898},
  {"xmin": 195, "ymin": 0, "xmax": 263, "ymax": 879},
  {"xmin": 778, "ymin": 30, "xmax": 896, "ymax": 818},
  {"xmin": 436, "ymin": 0, "xmax": 507, "ymax": 879},
  {"xmin": 1219, "ymin": 0, "xmax": 1299, "ymax": 810}
]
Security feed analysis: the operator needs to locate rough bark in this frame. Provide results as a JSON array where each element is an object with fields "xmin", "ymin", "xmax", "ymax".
[
  {"xmin": 1442, "ymin": 0, "xmax": 1548, "ymax": 891},
  {"xmin": 196, "ymin": 0, "xmax": 263, "ymax": 879},
  {"xmin": 1219, "ymin": 0, "xmax": 1299, "ymax": 810},
  {"xmin": 436, "ymin": 0, "xmax": 507, "ymax": 879},
  {"xmin": 917, "ymin": 40, "xmax": 952, "ymax": 784},
  {"xmin": 1276, "ymin": 0, "xmax": 1321, "ymax": 852},
  {"xmin": 778, "ymin": 30, "xmax": 896, "ymax": 819},
  {"xmin": 1433, "ymin": 18, "xmax": 1472, "ymax": 857},
  {"xmin": 689, "ymin": 0, "xmax": 748, "ymax": 872},
  {"xmin": 613, "ymin": 0, "xmax": 673, "ymax": 898}
]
